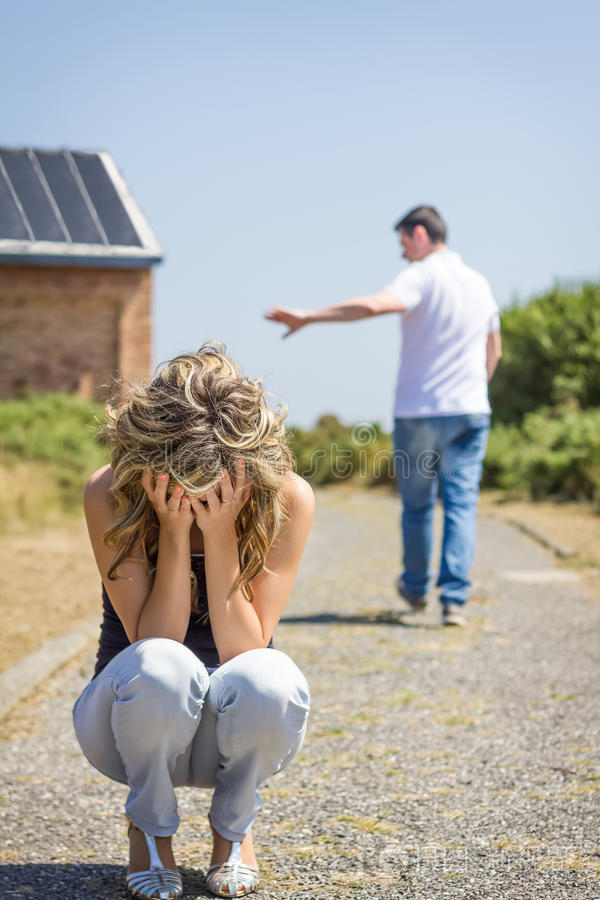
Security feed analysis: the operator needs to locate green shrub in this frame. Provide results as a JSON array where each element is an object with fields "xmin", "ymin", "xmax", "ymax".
[
  {"xmin": 0, "ymin": 392, "xmax": 108, "ymax": 515},
  {"xmin": 288, "ymin": 406, "xmax": 600, "ymax": 502},
  {"xmin": 484, "ymin": 406, "xmax": 600, "ymax": 500},
  {"xmin": 490, "ymin": 282, "xmax": 600, "ymax": 424},
  {"xmin": 287, "ymin": 415, "xmax": 395, "ymax": 486}
]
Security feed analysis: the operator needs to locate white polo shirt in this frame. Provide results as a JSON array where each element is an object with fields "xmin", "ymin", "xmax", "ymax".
[{"xmin": 386, "ymin": 249, "xmax": 500, "ymax": 418}]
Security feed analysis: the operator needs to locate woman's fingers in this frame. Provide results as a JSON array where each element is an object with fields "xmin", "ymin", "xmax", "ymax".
[
  {"xmin": 219, "ymin": 468, "xmax": 234, "ymax": 503},
  {"xmin": 144, "ymin": 472, "xmax": 185, "ymax": 513},
  {"xmin": 189, "ymin": 496, "xmax": 204, "ymax": 523},
  {"xmin": 141, "ymin": 469, "xmax": 169, "ymax": 505},
  {"xmin": 167, "ymin": 484, "xmax": 184, "ymax": 510},
  {"xmin": 153, "ymin": 472, "xmax": 169, "ymax": 508},
  {"xmin": 187, "ymin": 466, "xmax": 250, "ymax": 530},
  {"xmin": 204, "ymin": 486, "xmax": 221, "ymax": 512}
]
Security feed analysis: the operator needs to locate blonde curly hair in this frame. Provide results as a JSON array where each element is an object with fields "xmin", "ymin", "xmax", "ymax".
[{"xmin": 100, "ymin": 341, "xmax": 294, "ymax": 605}]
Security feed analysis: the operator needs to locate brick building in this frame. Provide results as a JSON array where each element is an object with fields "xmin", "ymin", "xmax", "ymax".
[{"xmin": 0, "ymin": 148, "xmax": 163, "ymax": 401}]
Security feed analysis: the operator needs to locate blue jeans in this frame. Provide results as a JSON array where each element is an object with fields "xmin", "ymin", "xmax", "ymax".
[{"xmin": 393, "ymin": 414, "xmax": 490, "ymax": 606}]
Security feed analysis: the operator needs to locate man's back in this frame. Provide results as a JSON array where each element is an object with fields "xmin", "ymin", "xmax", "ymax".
[{"xmin": 387, "ymin": 249, "xmax": 499, "ymax": 418}]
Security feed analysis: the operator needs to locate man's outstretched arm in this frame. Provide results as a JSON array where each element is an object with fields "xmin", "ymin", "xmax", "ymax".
[{"xmin": 265, "ymin": 290, "xmax": 405, "ymax": 338}]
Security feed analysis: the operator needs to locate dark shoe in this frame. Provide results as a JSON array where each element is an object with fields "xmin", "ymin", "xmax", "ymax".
[
  {"xmin": 396, "ymin": 576, "xmax": 428, "ymax": 612},
  {"xmin": 442, "ymin": 603, "xmax": 467, "ymax": 627}
]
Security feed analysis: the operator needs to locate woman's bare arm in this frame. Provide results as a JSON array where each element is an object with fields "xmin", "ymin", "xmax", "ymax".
[
  {"xmin": 193, "ymin": 467, "xmax": 314, "ymax": 663},
  {"xmin": 249, "ymin": 474, "xmax": 315, "ymax": 643},
  {"xmin": 85, "ymin": 463, "xmax": 314, "ymax": 658},
  {"xmin": 84, "ymin": 466, "xmax": 194, "ymax": 643}
]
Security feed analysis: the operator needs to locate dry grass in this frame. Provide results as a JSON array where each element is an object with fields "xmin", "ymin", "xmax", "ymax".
[
  {"xmin": 335, "ymin": 814, "xmax": 398, "ymax": 835},
  {"xmin": 0, "ymin": 515, "xmax": 99, "ymax": 672},
  {"xmin": 538, "ymin": 852, "xmax": 600, "ymax": 874},
  {"xmin": 0, "ymin": 460, "xmax": 66, "ymax": 530}
]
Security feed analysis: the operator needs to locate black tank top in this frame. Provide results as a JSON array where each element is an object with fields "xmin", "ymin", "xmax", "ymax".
[{"xmin": 93, "ymin": 553, "xmax": 273, "ymax": 677}]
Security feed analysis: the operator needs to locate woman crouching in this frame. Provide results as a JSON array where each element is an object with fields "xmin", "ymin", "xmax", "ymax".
[{"xmin": 73, "ymin": 342, "xmax": 313, "ymax": 898}]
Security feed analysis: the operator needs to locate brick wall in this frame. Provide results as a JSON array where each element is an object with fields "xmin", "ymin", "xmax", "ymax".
[{"xmin": 0, "ymin": 265, "xmax": 152, "ymax": 402}]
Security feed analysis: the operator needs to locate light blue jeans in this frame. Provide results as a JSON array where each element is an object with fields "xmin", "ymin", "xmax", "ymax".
[
  {"xmin": 393, "ymin": 414, "xmax": 490, "ymax": 606},
  {"xmin": 72, "ymin": 639, "xmax": 310, "ymax": 841}
]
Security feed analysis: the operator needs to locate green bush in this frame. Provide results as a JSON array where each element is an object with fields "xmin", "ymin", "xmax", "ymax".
[
  {"xmin": 288, "ymin": 405, "xmax": 600, "ymax": 502},
  {"xmin": 483, "ymin": 280, "xmax": 600, "ymax": 499},
  {"xmin": 287, "ymin": 415, "xmax": 394, "ymax": 486},
  {"xmin": 490, "ymin": 282, "xmax": 600, "ymax": 424},
  {"xmin": 484, "ymin": 406, "xmax": 600, "ymax": 500},
  {"xmin": 0, "ymin": 392, "xmax": 108, "ymax": 513}
]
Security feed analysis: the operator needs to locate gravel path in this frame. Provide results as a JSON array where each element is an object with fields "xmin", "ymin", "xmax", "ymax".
[{"xmin": 1, "ymin": 487, "xmax": 599, "ymax": 899}]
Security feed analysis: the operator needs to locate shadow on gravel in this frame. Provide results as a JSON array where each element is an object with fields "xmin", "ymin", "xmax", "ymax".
[
  {"xmin": 281, "ymin": 611, "xmax": 440, "ymax": 629},
  {"xmin": 0, "ymin": 863, "xmax": 212, "ymax": 899}
]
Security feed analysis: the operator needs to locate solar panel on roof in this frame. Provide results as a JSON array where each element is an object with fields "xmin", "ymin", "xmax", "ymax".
[
  {"xmin": 0, "ymin": 164, "xmax": 30, "ymax": 240},
  {"xmin": 36, "ymin": 152, "xmax": 104, "ymax": 245},
  {"xmin": 72, "ymin": 153, "xmax": 142, "ymax": 247},
  {"xmin": 0, "ymin": 150, "xmax": 66, "ymax": 242},
  {"xmin": 0, "ymin": 146, "xmax": 162, "ymax": 267}
]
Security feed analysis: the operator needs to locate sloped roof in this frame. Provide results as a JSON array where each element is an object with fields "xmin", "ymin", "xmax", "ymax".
[{"xmin": 0, "ymin": 148, "xmax": 163, "ymax": 267}]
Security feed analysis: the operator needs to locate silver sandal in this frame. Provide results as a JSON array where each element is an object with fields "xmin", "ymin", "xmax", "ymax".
[
  {"xmin": 126, "ymin": 818, "xmax": 183, "ymax": 900},
  {"xmin": 205, "ymin": 841, "xmax": 259, "ymax": 898}
]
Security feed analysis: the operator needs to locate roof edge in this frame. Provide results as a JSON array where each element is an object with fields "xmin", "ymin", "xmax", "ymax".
[
  {"xmin": 0, "ymin": 255, "xmax": 161, "ymax": 269},
  {"xmin": 98, "ymin": 152, "xmax": 163, "ymax": 257},
  {"xmin": 0, "ymin": 238, "xmax": 163, "ymax": 268}
]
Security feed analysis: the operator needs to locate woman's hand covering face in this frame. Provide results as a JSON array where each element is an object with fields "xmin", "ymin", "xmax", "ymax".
[
  {"xmin": 189, "ymin": 459, "xmax": 250, "ymax": 537},
  {"xmin": 141, "ymin": 470, "xmax": 194, "ymax": 537}
]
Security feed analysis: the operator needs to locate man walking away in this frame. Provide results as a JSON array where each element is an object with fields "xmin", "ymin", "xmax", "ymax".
[{"xmin": 266, "ymin": 205, "xmax": 502, "ymax": 626}]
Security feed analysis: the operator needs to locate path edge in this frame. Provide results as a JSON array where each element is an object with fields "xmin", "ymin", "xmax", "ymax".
[
  {"xmin": 491, "ymin": 515, "xmax": 575, "ymax": 559},
  {"xmin": 0, "ymin": 616, "xmax": 98, "ymax": 718}
]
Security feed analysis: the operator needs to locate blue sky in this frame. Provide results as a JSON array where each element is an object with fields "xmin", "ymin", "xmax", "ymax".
[{"xmin": 2, "ymin": 1, "xmax": 599, "ymax": 427}]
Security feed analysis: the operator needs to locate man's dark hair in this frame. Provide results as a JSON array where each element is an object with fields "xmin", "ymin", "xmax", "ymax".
[{"xmin": 394, "ymin": 206, "xmax": 447, "ymax": 244}]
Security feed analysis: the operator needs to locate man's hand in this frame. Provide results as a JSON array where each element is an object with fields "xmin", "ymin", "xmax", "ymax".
[{"xmin": 264, "ymin": 307, "xmax": 310, "ymax": 338}]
